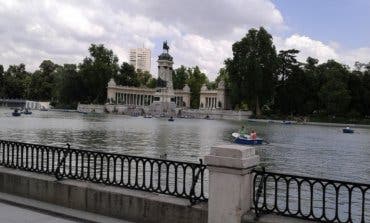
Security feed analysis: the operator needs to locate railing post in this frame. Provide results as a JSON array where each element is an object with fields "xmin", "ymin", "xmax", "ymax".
[
  {"xmin": 205, "ymin": 144, "xmax": 259, "ymax": 223},
  {"xmin": 54, "ymin": 143, "xmax": 70, "ymax": 180}
]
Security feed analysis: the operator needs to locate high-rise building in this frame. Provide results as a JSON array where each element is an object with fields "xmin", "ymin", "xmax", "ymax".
[{"xmin": 129, "ymin": 48, "xmax": 151, "ymax": 72}]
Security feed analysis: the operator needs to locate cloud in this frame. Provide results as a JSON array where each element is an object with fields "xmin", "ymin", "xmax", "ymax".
[
  {"xmin": 0, "ymin": 0, "xmax": 284, "ymax": 79},
  {"xmin": 0, "ymin": 0, "xmax": 368, "ymax": 82},
  {"xmin": 275, "ymin": 34, "xmax": 339, "ymax": 63},
  {"xmin": 275, "ymin": 34, "xmax": 370, "ymax": 67}
]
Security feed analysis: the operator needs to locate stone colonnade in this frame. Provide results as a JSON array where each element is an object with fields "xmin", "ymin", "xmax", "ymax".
[
  {"xmin": 205, "ymin": 96, "xmax": 218, "ymax": 109},
  {"xmin": 115, "ymin": 92, "xmax": 154, "ymax": 106}
]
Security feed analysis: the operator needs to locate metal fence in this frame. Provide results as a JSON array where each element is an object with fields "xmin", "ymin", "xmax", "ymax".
[
  {"xmin": 253, "ymin": 168, "xmax": 370, "ymax": 223},
  {"xmin": 0, "ymin": 140, "xmax": 208, "ymax": 204}
]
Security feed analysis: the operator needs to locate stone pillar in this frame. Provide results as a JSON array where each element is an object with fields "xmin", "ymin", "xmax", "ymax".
[{"xmin": 205, "ymin": 144, "xmax": 259, "ymax": 223}]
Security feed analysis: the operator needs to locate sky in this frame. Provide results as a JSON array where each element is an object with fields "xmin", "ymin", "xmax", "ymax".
[{"xmin": 0, "ymin": 0, "xmax": 369, "ymax": 80}]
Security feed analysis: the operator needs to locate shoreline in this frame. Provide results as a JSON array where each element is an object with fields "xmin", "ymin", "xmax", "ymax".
[{"xmin": 247, "ymin": 118, "xmax": 370, "ymax": 129}]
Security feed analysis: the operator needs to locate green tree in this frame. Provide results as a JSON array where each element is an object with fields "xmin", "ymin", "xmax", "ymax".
[
  {"xmin": 29, "ymin": 60, "xmax": 57, "ymax": 101},
  {"xmin": 187, "ymin": 66, "xmax": 208, "ymax": 108},
  {"xmin": 115, "ymin": 62, "xmax": 139, "ymax": 87},
  {"xmin": 52, "ymin": 64, "xmax": 85, "ymax": 108},
  {"xmin": 316, "ymin": 60, "xmax": 351, "ymax": 115},
  {"xmin": 4, "ymin": 64, "xmax": 30, "ymax": 99},
  {"xmin": 361, "ymin": 67, "xmax": 370, "ymax": 116},
  {"xmin": 225, "ymin": 27, "xmax": 277, "ymax": 115},
  {"xmin": 79, "ymin": 44, "xmax": 119, "ymax": 103},
  {"xmin": 0, "ymin": 65, "xmax": 5, "ymax": 98},
  {"xmin": 146, "ymin": 77, "xmax": 157, "ymax": 88},
  {"xmin": 318, "ymin": 78, "xmax": 351, "ymax": 115},
  {"xmin": 215, "ymin": 68, "xmax": 229, "ymax": 88},
  {"xmin": 173, "ymin": 65, "xmax": 188, "ymax": 89},
  {"xmin": 274, "ymin": 49, "xmax": 310, "ymax": 115},
  {"xmin": 137, "ymin": 70, "xmax": 153, "ymax": 87}
]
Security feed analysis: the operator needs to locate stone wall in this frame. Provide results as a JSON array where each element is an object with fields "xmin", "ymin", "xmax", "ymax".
[
  {"xmin": 78, "ymin": 103, "xmax": 252, "ymax": 120},
  {"xmin": 0, "ymin": 167, "xmax": 207, "ymax": 223},
  {"xmin": 77, "ymin": 104, "xmax": 106, "ymax": 114},
  {"xmin": 181, "ymin": 109, "xmax": 252, "ymax": 120}
]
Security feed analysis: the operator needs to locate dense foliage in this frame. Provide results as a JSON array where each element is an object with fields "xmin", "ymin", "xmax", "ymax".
[
  {"xmin": 0, "ymin": 44, "xmax": 157, "ymax": 108},
  {"xmin": 224, "ymin": 28, "xmax": 370, "ymax": 120}
]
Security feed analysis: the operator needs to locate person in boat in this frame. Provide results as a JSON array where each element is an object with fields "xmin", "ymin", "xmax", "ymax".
[
  {"xmin": 239, "ymin": 126, "xmax": 247, "ymax": 136},
  {"xmin": 250, "ymin": 130, "xmax": 257, "ymax": 140}
]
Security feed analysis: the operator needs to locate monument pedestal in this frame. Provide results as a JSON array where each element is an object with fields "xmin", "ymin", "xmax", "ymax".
[{"xmin": 149, "ymin": 101, "xmax": 176, "ymax": 117}]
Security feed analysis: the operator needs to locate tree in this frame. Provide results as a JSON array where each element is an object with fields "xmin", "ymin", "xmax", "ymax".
[
  {"xmin": 79, "ymin": 44, "xmax": 119, "ymax": 103},
  {"xmin": 225, "ymin": 27, "xmax": 277, "ymax": 115},
  {"xmin": 215, "ymin": 68, "xmax": 229, "ymax": 88},
  {"xmin": 29, "ymin": 60, "xmax": 57, "ymax": 101},
  {"xmin": 187, "ymin": 66, "xmax": 208, "ymax": 108},
  {"xmin": 318, "ymin": 78, "xmax": 351, "ymax": 115},
  {"xmin": 173, "ymin": 65, "xmax": 188, "ymax": 89},
  {"xmin": 316, "ymin": 60, "xmax": 351, "ymax": 115},
  {"xmin": 137, "ymin": 70, "xmax": 153, "ymax": 87},
  {"xmin": 274, "ymin": 49, "xmax": 310, "ymax": 115},
  {"xmin": 361, "ymin": 67, "xmax": 370, "ymax": 116},
  {"xmin": 52, "ymin": 64, "xmax": 85, "ymax": 108},
  {"xmin": 4, "ymin": 64, "xmax": 30, "ymax": 99},
  {"xmin": 115, "ymin": 62, "xmax": 139, "ymax": 87},
  {"xmin": 146, "ymin": 77, "xmax": 157, "ymax": 88},
  {"xmin": 0, "ymin": 65, "xmax": 5, "ymax": 98}
]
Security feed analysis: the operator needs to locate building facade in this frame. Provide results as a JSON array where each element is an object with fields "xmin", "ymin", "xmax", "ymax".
[
  {"xmin": 199, "ymin": 80, "xmax": 228, "ymax": 110},
  {"xmin": 107, "ymin": 41, "xmax": 228, "ymax": 111},
  {"xmin": 108, "ymin": 42, "xmax": 190, "ymax": 110},
  {"xmin": 129, "ymin": 48, "xmax": 151, "ymax": 72}
]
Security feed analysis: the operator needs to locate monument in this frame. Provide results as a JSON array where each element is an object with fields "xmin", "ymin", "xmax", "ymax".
[{"xmin": 149, "ymin": 41, "xmax": 177, "ymax": 116}]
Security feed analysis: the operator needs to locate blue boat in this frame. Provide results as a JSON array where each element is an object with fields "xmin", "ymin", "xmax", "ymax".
[
  {"xmin": 12, "ymin": 109, "xmax": 21, "ymax": 117},
  {"xmin": 168, "ymin": 117, "xmax": 174, "ymax": 122},
  {"xmin": 343, "ymin": 128, "xmax": 354, "ymax": 134},
  {"xmin": 232, "ymin": 133, "xmax": 263, "ymax": 145},
  {"xmin": 234, "ymin": 136, "xmax": 263, "ymax": 145},
  {"xmin": 23, "ymin": 109, "xmax": 32, "ymax": 115}
]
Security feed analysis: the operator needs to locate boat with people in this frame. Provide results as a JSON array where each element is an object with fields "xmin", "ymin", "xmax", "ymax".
[
  {"xmin": 232, "ymin": 133, "xmax": 263, "ymax": 145},
  {"xmin": 343, "ymin": 127, "xmax": 354, "ymax": 134},
  {"xmin": 144, "ymin": 114, "xmax": 152, "ymax": 118},
  {"xmin": 12, "ymin": 108, "xmax": 21, "ymax": 117},
  {"xmin": 22, "ymin": 108, "xmax": 32, "ymax": 115},
  {"xmin": 168, "ymin": 117, "xmax": 174, "ymax": 122}
]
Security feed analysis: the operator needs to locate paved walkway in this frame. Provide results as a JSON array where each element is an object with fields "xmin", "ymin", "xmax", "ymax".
[
  {"xmin": 0, "ymin": 202, "xmax": 75, "ymax": 223},
  {"xmin": 0, "ymin": 192, "xmax": 132, "ymax": 223}
]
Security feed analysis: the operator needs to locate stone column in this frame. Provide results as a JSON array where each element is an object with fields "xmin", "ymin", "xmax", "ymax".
[{"xmin": 205, "ymin": 144, "xmax": 259, "ymax": 223}]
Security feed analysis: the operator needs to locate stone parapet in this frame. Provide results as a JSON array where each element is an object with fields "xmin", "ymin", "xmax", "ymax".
[
  {"xmin": 205, "ymin": 144, "xmax": 259, "ymax": 223},
  {"xmin": 0, "ymin": 167, "xmax": 207, "ymax": 223}
]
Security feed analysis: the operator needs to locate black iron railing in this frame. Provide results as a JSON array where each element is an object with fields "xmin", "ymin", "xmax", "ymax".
[
  {"xmin": 0, "ymin": 140, "xmax": 208, "ymax": 203},
  {"xmin": 253, "ymin": 169, "xmax": 370, "ymax": 223}
]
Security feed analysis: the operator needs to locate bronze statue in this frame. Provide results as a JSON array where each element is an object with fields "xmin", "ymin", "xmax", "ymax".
[{"xmin": 163, "ymin": 41, "xmax": 169, "ymax": 51}]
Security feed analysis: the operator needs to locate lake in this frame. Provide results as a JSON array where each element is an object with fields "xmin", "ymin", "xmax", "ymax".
[{"xmin": 1, "ymin": 108, "xmax": 369, "ymax": 183}]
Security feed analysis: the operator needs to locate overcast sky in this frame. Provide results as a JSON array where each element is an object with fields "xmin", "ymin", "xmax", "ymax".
[{"xmin": 0, "ymin": 0, "xmax": 369, "ymax": 80}]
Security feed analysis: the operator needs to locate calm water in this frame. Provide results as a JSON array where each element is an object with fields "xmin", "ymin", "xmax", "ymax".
[{"xmin": 1, "ymin": 108, "xmax": 370, "ymax": 183}]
